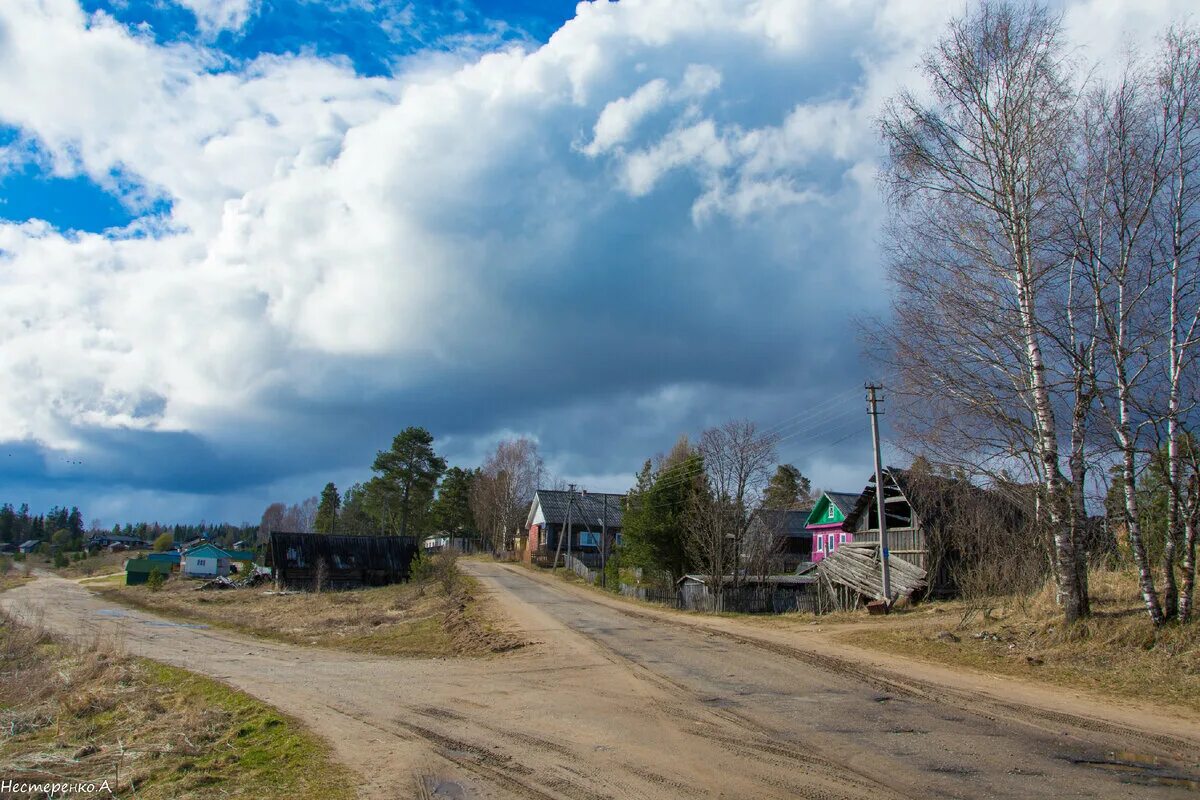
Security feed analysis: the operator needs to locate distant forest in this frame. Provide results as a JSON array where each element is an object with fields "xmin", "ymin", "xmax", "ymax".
[{"xmin": 0, "ymin": 502, "xmax": 256, "ymax": 550}]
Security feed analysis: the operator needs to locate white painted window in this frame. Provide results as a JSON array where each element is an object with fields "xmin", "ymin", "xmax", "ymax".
[{"xmin": 816, "ymin": 537, "xmax": 824, "ymax": 552}]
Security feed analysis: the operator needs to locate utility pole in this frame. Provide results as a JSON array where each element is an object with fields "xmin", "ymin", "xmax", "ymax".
[
  {"xmin": 600, "ymin": 493, "xmax": 608, "ymax": 588},
  {"xmin": 867, "ymin": 384, "xmax": 892, "ymax": 605},
  {"xmin": 566, "ymin": 483, "xmax": 574, "ymax": 563}
]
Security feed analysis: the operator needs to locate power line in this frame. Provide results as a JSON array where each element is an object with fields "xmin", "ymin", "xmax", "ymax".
[
  {"xmin": 631, "ymin": 415, "xmax": 869, "ymax": 515},
  {"xmin": 632, "ymin": 402, "xmax": 867, "ymax": 502}
]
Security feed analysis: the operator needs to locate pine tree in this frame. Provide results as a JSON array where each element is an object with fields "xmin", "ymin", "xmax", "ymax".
[{"xmin": 315, "ymin": 483, "xmax": 341, "ymax": 534}]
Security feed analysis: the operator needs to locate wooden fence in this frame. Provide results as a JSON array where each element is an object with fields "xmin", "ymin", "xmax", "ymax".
[{"xmin": 563, "ymin": 554, "xmax": 598, "ymax": 584}]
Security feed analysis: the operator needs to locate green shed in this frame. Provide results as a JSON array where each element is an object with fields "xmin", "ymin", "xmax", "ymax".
[{"xmin": 125, "ymin": 558, "xmax": 167, "ymax": 586}]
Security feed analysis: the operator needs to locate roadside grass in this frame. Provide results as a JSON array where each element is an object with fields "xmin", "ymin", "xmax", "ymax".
[
  {"xmin": 93, "ymin": 563, "xmax": 527, "ymax": 658},
  {"xmin": 0, "ymin": 574, "xmax": 34, "ymax": 592},
  {"xmin": 56, "ymin": 550, "xmax": 150, "ymax": 579},
  {"xmin": 837, "ymin": 569, "xmax": 1200, "ymax": 714},
  {"xmin": 0, "ymin": 611, "xmax": 353, "ymax": 799}
]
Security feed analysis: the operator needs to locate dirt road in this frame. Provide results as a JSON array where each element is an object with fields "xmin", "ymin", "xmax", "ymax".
[{"xmin": 3, "ymin": 564, "xmax": 1197, "ymax": 799}]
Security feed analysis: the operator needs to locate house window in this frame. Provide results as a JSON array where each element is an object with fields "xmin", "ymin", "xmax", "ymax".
[
  {"xmin": 840, "ymin": 533, "xmax": 847, "ymax": 544},
  {"xmin": 816, "ymin": 537, "xmax": 824, "ymax": 552},
  {"xmin": 827, "ymin": 505, "xmax": 836, "ymax": 520},
  {"xmin": 197, "ymin": 559, "xmax": 206, "ymax": 566}
]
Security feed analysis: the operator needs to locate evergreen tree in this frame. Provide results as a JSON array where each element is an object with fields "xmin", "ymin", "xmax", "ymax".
[
  {"xmin": 763, "ymin": 464, "xmax": 812, "ymax": 509},
  {"xmin": 431, "ymin": 466, "xmax": 477, "ymax": 537},
  {"xmin": 315, "ymin": 482, "xmax": 341, "ymax": 534},
  {"xmin": 621, "ymin": 438, "xmax": 705, "ymax": 583},
  {"xmin": 369, "ymin": 427, "xmax": 447, "ymax": 537}
]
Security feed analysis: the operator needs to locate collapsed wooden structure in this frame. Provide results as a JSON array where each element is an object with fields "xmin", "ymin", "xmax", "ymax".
[
  {"xmin": 265, "ymin": 531, "xmax": 417, "ymax": 590},
  {"xmin": 813, "ymin": 541, "xmax": 926, "ymax": 611}
]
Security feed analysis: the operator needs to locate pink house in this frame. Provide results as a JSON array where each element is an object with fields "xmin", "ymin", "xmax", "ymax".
[{"xmin": 805, "ymin": 491, "xmax": 860, "ymax": 562}]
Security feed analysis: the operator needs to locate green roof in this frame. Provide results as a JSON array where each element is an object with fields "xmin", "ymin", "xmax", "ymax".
[{"xmin": 125, "ymin": 558, "xmax": 167, "ymax": 574}]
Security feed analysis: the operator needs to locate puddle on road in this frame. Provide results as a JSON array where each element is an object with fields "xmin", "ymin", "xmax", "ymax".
[
  {"xmin": 94, "ymin": 609, "xmax": 209, "ymax": 629},
  {"xmin": 1065, "ymin": 750, "xmax": 1200, "ymax": 792}
]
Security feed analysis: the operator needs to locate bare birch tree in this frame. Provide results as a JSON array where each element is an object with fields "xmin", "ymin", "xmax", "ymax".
[
  {"xmin": 878, "ymin": 1, "xmax": 1090, "ymax": 622},
  {"xmin": 695, "ymin": 420, "xmax": 777, "ymax": 591},
  {"xmin": 470, "ymin": 438, "xmax": 544, "ymax": 552},
  {"xmin": 1153, "ymin": 26, "xmax": 1200, "ymax": 620}
]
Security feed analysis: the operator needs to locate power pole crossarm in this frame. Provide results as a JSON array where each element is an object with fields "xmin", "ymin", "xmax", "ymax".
[{"xmin": 867, "ymin": 384, "xmax": 893, "ymax": 605}]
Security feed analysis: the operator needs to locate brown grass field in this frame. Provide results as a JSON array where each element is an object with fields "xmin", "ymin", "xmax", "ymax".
[
  {"xmin": 0, "ymin": 610, "xmax": 352, "ymax": 799},
  {"xmin": 93, "ymin": 564, "xmax": 527, "ymax": 658}
]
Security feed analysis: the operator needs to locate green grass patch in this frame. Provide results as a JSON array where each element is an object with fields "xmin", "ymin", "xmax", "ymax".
[{"xmin": 0, "ymin": 614, "xmax": 354, "ymax": 799}]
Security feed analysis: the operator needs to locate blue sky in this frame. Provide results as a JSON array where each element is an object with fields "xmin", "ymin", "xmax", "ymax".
[{"xmin": 0, "ymin": 0, "xmax": 1190, "ymax": 525}]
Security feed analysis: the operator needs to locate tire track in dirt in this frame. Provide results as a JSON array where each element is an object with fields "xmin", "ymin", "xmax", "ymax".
[{"xmin": 504, "ymin": 562, "xmax": 1197, "ymax": 762}]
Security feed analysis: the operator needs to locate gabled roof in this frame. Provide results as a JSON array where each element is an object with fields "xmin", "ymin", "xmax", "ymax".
[
  {"xmin": 826, "ymin": 492, "xmax": 860, "ymax": 517},
  {"xmin": 183, "ymin": 543, "xmax": 232, "ymax": 559},
  {"xmin": 751, "ymin": 508, "xmax": 812, "ymax": 538},
  {"xmin": 805, "ymin": 491, "xmax": 861, "ymax": 527},
  {"xmin": 842, "ymin": 467, "xmax": 1027, "ymax": 531},
  {"xmin": 527, "ymin": 490, "xmax": 625, "ymax": 529}
]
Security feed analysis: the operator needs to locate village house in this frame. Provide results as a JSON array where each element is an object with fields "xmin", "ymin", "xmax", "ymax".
[
  {"xmin": 524, "ymin": 489, "xmax": 624, "ymax": 567},
  {"xmin": 264, "ymin": 531, "xmax": 417, "ymax": 590},
  {"xmin": 805, "ymin": 491, "xmax": 861, "ymax": 563},
  {"xmin": 18, "ymin": 539, "xmax": 41, "ymax": 555},
  {"xmin": 745, "ymin": 508, "xmax": 812, "ymax": 573},
  {"xmin": 86, "ymin": 534, "xmax": 152, "ymax": 552},
  {"xmin": 181, "ymin": 543, "xmax": 234, "ymax": 578}
]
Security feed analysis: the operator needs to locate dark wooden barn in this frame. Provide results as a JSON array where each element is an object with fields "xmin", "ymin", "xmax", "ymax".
[{"xmin": 265, "ymin": 532, "xmax": 418, "ymax": 590}]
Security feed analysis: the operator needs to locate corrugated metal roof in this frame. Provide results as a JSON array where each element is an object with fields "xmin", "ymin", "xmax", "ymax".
[{"xmin": 532, "ymin": 490, "xmax": 625, "ymax": 528}]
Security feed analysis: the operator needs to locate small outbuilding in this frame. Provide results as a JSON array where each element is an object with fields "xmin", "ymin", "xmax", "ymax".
[
  {"xmin": 18, "ymin": 540, "xmax": 41, "ymax": 555},
  {"xmin": 264, "ymin": 531, "xmax": 417, "ymax": 590},
  {"xmin": 125, "ymin": 558, "xmax": 168, "ymax": 586}
]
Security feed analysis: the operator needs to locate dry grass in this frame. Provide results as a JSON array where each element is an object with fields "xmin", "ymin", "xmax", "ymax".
[
  {"xmin": 838, "ymin": 568, "xmax": 1200, "ymax": 713},
  {"xmin": 0, "ymin": 574, "xmax": 35, "ymax": 593},
  {"xmin": 0, "ymin": 610, "xmax": 353, "ymax": 799},
  {"xmin": 94, "ymin": 565, "xmax": 527, "ymax": 658}
]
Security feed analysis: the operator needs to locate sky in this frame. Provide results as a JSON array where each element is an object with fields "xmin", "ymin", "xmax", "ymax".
[{"xmin": 0, "ymin": 0, "xmax": 1191, "ymax": 526}]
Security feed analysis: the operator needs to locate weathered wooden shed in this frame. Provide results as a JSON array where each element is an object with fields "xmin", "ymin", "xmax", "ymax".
[{"xmin": 265, "ymin": 531, "xmax": 418, "ymax": 590}]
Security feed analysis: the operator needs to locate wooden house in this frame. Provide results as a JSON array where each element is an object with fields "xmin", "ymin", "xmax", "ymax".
[
  {"xmin": 745, "ymin": 508, "xmax": 812, "ymax": 572},
  {"xmin": 182, "ymin": 544, "xmax": 233, "ymax": 578},
  {"xmin": 264, "ymin": 531, "xmax": 417, "ymax": 590},
  {"xmin": 805, "ymin": 491, "xmax": 860, "ymax": 563},
  {"xmin": 841, "ymin": 467, "xmax": 1027, "ymax": 598},
  {"xmin": 525, "ymin": 490, "xmax": 624, "ymax": 567}
]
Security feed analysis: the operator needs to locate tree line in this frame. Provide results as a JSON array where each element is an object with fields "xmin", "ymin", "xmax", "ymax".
[
  {"xmin": 261, "ymin": 427, "xmax": 546, "ymax": 550},
  {"xmin": 0, "ymin": 501, "xmax": 256, "ymax": 552},
  {"xmin": 620, "ymin": 423, "xmax": 815, "ymax": 592},
  {"xmin": 875, "ymin": 2, "xmax": 1200, "ymax": 625}
]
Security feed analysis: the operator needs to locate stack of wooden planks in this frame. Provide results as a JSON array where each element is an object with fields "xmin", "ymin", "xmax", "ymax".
[{"xmin": 816, "ymin": 541, "xmax": 926, "ymax": 604}]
